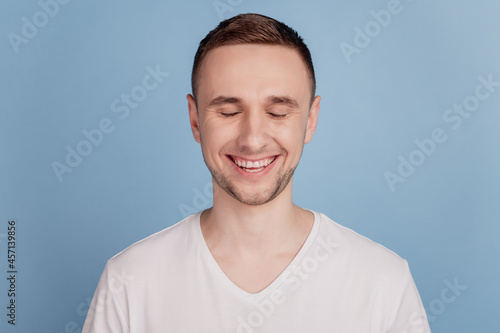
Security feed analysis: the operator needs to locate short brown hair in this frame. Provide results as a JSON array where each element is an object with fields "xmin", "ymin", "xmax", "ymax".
[{"xmin": 191, "ymin": 13, "xmax": 316, "ymax": 104}]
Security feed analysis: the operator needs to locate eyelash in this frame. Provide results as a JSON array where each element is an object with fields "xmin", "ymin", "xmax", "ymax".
[
  {"xmin": 220, "ymin": 112, "xmax": 287, "ymax": 118},
  {"xmin": 269, "ymin": 113, "xmax": 287, "ymax": 118},
  {"xmin": 220, "ymin": 112, "xmax": 240, "ymax": 117}
]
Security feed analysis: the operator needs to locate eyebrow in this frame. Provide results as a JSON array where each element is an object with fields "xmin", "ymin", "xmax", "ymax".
[
  {"xmin": 265, "ymin": 95, "xmax": 299, "ymax": 108},
  {"xmin": 207, "ymin": 95, "xmax": 299, "ymax": 108},
  {"xmin": 207, "ymin": 96, "xmax": 242, "ymax": 107}
]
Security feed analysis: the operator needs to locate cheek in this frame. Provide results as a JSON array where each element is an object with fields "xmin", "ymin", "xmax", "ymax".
[
  {"xmin": 200, "ymin": 120, "xmax": 236, "ymax": 152},
  {"xmin": 271, "ymin": 120, "xmax": 307, "ymax": 151}
]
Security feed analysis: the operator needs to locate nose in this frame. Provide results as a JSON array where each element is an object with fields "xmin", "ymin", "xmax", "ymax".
[{"xmin": 236, "ymin": 109, "xmax": 269, "ymax": 152}]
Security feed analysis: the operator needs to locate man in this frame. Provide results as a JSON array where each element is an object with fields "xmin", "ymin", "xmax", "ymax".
[{"xmin": 83, "ymin": 13, "xmax": 431, "ymax": 332}]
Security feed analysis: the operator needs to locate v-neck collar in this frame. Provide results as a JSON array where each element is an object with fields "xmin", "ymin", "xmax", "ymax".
[{"xmin": 194, "ymin": 209, "xmax": 321, "ymax": 303}]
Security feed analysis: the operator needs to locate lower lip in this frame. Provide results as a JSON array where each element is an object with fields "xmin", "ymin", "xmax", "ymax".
[{"xmin": 227, "ymin": 155, "xmax": 279, "ymax": 177}]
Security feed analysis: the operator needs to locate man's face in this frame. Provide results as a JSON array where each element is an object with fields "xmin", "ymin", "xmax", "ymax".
[{"xmin": 188, "ymin": 44, "xmax": 320, "ymax": 206}]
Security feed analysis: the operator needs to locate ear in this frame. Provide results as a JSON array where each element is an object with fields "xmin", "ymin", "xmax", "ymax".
[
  {"xmin": 304, "ymin": 95, "xmax": 320, "ymax": 144},
  {"xmin": 187, "ymin": 94, "xmax": 201, "ymax": 143}
]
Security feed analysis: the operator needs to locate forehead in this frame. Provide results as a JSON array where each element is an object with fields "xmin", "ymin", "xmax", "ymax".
[{"xmin": 198, "ymin": 44, "xmax": 310, "ymax": 105}]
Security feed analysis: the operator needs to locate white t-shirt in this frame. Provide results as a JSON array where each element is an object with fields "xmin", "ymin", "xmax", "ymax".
[{"xmin": 82, "ymin": 210, "xmax": 431, "ymax": 333}]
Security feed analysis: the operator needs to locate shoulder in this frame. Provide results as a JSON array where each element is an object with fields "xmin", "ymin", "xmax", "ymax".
[
  {"xmin": 105, "ymin": 213, "xmax": 200, "ymax": 272},
  {"xmin": 316, "ymin": 212, "xmax": 410, "ymax": 279}
]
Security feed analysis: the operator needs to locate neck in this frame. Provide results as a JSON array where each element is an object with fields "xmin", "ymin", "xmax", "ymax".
[{"xmin": 200, "ymin": 180, "xmax": 313, "ymax": 256}]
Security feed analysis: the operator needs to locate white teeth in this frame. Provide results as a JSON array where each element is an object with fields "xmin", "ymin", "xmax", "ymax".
[{"xmin": 233, "ymin": 156, "xmax": 275, "ymax": 170}]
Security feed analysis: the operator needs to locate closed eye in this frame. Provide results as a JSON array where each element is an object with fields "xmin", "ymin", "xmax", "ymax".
[
  {"xmin": 268, "ymin": 112, "xmax": 287, "ymax": 119},
  {"xmin": 220, "ymin": 112, "xmax": 241, "ymax": 117}
]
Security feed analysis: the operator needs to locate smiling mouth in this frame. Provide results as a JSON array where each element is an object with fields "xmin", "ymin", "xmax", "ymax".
[{"xmin": 228, "ymin": 155, "xmax": 277, "ymax": 173}]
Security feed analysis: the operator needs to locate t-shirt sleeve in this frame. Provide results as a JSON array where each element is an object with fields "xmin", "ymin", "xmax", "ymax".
[
  {"xmin": 387, "ymin": 260, "xmax": 431, "ymax": 333},
  {"xmin": 82, "ymin": 261, "xmax": 130, "ymax": 333}
]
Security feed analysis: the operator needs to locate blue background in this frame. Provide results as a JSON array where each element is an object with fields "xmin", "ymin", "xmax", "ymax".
[{"xmin": 1, "ymin": 0, "xmax": 499, "ymax": 332}]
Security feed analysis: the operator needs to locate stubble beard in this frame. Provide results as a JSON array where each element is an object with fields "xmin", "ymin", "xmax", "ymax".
[{"xmin": 204, "ymin": 155, "xmax": 296, "ymax": 206}]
